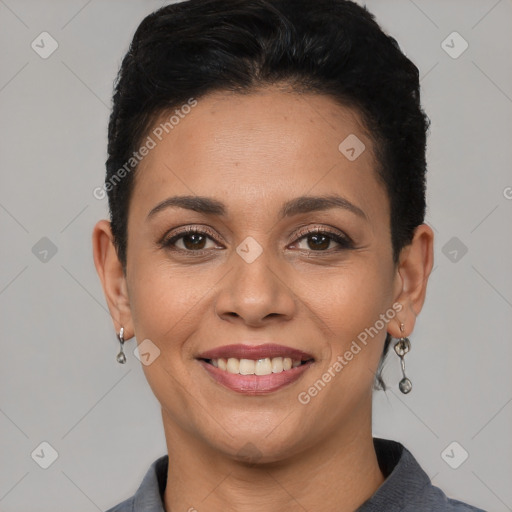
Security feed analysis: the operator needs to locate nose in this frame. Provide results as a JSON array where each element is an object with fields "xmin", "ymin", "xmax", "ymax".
[{"xmin": 214, "ymin": 246, "xmax": 297, "ymax": 327}]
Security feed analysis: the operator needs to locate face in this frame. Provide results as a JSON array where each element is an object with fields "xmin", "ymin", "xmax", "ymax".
[{"xmin": 117, "ymin": 88, "xmax": 404, "ymax": 461}]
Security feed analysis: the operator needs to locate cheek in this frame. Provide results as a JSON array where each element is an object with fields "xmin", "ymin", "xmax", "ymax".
[
  {"xmin": 290, "ymin": 261, "xmax": 394, "ymax": 437},
  {"xmin": 297, "ymin": 257, "xmax": 393, "ymax": 369},
  {"xmin": 128, "ymin": 265, "xmax": 210, "ymax": 345},
  {"xmin": 304, "ymin": 256, "xmax": 392, "ymax": 322},
  {"xmin": 125, "ymin": 264, "xmax": 211, "ymax": 424}
]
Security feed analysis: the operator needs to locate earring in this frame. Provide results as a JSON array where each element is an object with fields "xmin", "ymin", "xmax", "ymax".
[
  {"xmin": 116, "ymin": 327, "xmax": 127, "ymax": 364},
  {"xmin": 394, "ymin": 323, "xmax": 412, "ymax": 394}
]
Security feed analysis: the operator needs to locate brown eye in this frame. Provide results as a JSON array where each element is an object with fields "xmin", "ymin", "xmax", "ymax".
[
  {"xmin": 303, "ymin": 233, "xmax": 331, "ymax": 251},
  {"xmin": 177, "ymin": 232, "xmax": 208, "ymax": 251},
  {"xmin": 162, "ymin": 227, "xmax": 220, "ymax": 253},
  {"xmin": 293, "ymin": 228, "xmax": 353, "ymax": 252}
]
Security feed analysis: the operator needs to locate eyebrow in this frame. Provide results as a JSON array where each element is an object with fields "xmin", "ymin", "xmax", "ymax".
[{"xmin": 147, "ymin": 194, "xmax": 367, "ymax": 221}]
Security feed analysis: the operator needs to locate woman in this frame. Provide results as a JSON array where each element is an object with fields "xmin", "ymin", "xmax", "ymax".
[{"xmin": 92, "ymin": 0, "xmax": 485, "ymax": 510}]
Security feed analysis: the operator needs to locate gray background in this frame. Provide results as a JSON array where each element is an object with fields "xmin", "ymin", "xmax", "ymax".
[{"xmin": 1, "ymin": 0, "xmax": 511, "ymax": 511}]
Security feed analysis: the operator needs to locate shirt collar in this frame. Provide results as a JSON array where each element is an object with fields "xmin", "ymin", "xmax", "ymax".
[
  {"xmin": 355, "ymin": 437, "xmax": 432, "ymax": 511},
  {"xmin": 132, "ymin": 454, "xmax": 168, "ymax": 512}
]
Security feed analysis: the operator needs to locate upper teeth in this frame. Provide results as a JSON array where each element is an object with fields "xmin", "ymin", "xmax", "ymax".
[{"xmin": 210, "ymin": 357, "xmax": 302, "ymax": 375}]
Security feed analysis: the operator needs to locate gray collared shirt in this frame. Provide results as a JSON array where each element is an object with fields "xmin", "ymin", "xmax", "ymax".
[{"xmin": 104, "ymin": 438, "xmax": 486, "ymax": 511}]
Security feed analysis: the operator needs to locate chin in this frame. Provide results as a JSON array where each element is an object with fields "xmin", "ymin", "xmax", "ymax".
[{"xmin": 202, "ymin": 419, "xmax": 309, "ymax": 465}]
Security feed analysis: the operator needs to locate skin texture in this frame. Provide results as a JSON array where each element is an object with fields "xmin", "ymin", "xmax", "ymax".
[{"xmin": 93, "ymin": 87, "xmax": 434, "ymax": 512}]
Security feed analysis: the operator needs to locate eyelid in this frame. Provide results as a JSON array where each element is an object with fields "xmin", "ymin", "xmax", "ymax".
[
  {"xmin": 158, "ymin": 224, "xmax": 223, "ymax": 247},
  {"xmin": 292, "ymin": 225, "xmax": 353, "ymax": 245}
]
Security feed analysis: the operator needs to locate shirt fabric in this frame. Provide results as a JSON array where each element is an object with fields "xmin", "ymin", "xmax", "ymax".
[{"xmin": 105, "ymin": 437, "xmax": 486, "ymax": 512}]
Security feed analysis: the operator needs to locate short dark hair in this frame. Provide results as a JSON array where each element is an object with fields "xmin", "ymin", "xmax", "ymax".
[{"xmin": 105, "ymin": 0, "xmax": 430, "ymax": 391}]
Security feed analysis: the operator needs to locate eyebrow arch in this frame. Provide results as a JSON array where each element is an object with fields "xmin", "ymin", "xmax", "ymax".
[{"xmin": 146, "ymin": 194, "xmax": 367, "ymax": 221}]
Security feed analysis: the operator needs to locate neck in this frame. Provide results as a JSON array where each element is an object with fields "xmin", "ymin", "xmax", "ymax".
[{"xmin": 162, "ymin": 406, "xmax": 385, "ymax": 512}]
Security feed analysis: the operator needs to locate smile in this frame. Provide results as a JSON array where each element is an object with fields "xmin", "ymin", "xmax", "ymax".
[{"xmin": 196, "ymin": 343, "xmax": 315, "ymax": 394}]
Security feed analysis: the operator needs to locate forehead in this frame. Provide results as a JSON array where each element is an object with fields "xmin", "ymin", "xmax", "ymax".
[{"xmin": 130, "ymin": 88, "xmax": 388, "ymax": 223}]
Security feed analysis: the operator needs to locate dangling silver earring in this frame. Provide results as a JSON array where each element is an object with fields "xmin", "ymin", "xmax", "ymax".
[
  {"xmin": 394, "ymin": 323, "xmax": 412, "ymax": 394},
  {"xmin": 116, "ymin": 327, "xmax": 127, "ymax": 364}
]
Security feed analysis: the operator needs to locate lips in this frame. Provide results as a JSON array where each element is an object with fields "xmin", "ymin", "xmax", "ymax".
[{"xmin": 196, "ymin": 343, "xmax": 315, "ymax": 395}]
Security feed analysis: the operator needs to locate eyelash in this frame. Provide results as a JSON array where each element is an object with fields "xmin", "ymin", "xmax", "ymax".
[{"xmin": 159, "ymin": 225, "xmax": 354, "ymax": 256}]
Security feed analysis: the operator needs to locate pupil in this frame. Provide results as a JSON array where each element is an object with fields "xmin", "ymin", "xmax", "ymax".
[
  {"xmin": 309, "ymin": 234, "xmax": 329, "ymax": 250},
  {"xmin": 184, "ymin": 234, "xmax": 205, "ymax": 250}
]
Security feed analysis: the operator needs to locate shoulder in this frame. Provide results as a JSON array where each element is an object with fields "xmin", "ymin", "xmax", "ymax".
[
  {"xmin": 363, "ymin": 438, "xmax": 487, "ymax": 512},
  {"xmin": 103, "ymin": 454, "xmax": 168, "ymax": 512},
  {"xmin": 403, "ymin": 483, "xmax": 487, "ymax": 511},
  {"xmin": 104, "ymin": 497, "xmax": 133, "ymax": 512},
  {"xmin": 402, "ymin": 484, "xmax": 487, "ymax": 511}
]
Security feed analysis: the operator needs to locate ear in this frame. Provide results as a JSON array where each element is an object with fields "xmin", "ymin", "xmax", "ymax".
[
  {"xmin": 92, "ymin": 219, "xmax": 134, "ymax": 339},
  {"xmin": 389, "ymin": 223, "xmax": 434, "ymax": 338}
]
